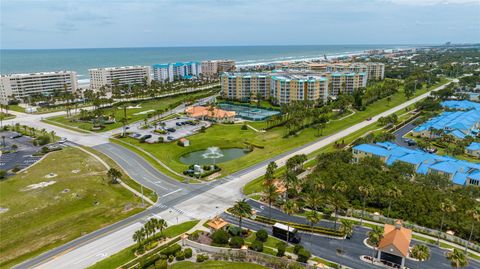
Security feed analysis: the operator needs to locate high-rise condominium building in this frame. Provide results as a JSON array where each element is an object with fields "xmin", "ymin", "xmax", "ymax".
[
  {"xmin": 152, "ymin": 62, "xmax": 201, "ymax": 82},
  {"xmin": 221, "ymin": 72, "xmax": 328, "ymax": 105},
  {"xmin": 325, "ymin": 72, "xmax": 368, "ymax": 96},
  {"xmin": 270, "ymin": 75, "xmax": 328, "ymax": 105},
  {"xmin": 201, "ymin": 60, "xmax": 236, "ymax": 77},
  {"xmin": 0, "ymin": 71, "xmax": 77, "ymax": 104},
  {"xmin": 89, "ymin": 66, "xmax": 151, "ymax": 90},
  {"xmin": 366, "ymin": 62, "xmax": 385, "ymax": 80}
]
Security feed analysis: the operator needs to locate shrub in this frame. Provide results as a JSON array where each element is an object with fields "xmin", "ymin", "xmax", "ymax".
[
  {"xmin": 196, "ymin": 254, "xmax": 209, "ymax": 263},
  {"xmin": 184, "ymin": 248, "xmax": 193, "ymax": 258},
  {"xmin": 168, "ymin": 255, "xmax": 174, "ymax": 263},
  {"xmin": 249, "ymin": 240, "xmax": 264, "ymax": 252},
  {"xmin": 12, "ymin": 166, "xmax": 20, "ymax": 173},
  {"xmin": 41, "ymin": 146, "xmax": 49, "ymax": 154},
  {"xmin": 256, "ymin": 229, "xmax": 268, "ymax": 242},
  {"xmin": 212, "ymin": 229, "xmax": 229, "ymax": 245},
  {"xmin": 229, "ymin": 236, "xmax": 244, "ymax": 248},
  {"xmin": 200, "ymin": 126, "xmax": 206, "ymax": 133},
  {"xmin": 190, "ymin": 230, "xmax": 200, "ymax": 240},
  {"xmin": 0, "ymin": 170, "xmax": 6, "ymax": 179},
  {"xmin": 227, "ymin": 225, "xmax": 241, "ymax": 236},
  {"xmin": 293, "ymin": 244, "xmax": 303, "ymax": 254},
  {"xmin": 160, "ymin": 244, "xmax": 181, "ymax": 257},
  {"xmin": 241, "ymin": 124, "xmax": 248, "ymax": 130},
  {"xmin": 288, "ymin": 263, "xmax": 305, "ymax": 269},
  {"xmin": 32, "ymin": 140, "xmax": 38, "ymax": 146},
  {"xmin": 175, "ymin": 250, "xmax": 185, "ymax": 261},
  {"xmin": 36, "ymin": 135, "xmax": 51, "ymax": 146},
  {"xmin": 276, "ymin": 242, "xmax": 287, "ymax": 257},
  {"xmin": 154, "ymin": 259, "xmax": 167, "ymax": 269},
  {"xmin": 296, "ymin": 249, "xmax": 311, "ymax": 263}
]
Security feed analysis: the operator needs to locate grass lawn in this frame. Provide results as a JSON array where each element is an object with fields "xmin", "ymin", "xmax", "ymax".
[
  {"xmin": 0, "ymin": 147, "xmax": 145, "ymax": 269},
  {"xmin": 115, "ymin": 79, "xmax": 449, "ymax": 180},
  {"xmin": 245, "ymin": 231, "xmax": 294, "ymax": 254},
  {"xmin": 170, "ymin": 261, "xmax": 267, "ymax": 269},
  {"xmin": 46, "ymin": 90, "xmax": 216, "ymax": 132},
  {"xmin": 0, "ymin": 113, "xmax": 16, "ymax": 120},
  {"xmin": 87, "ymin": 220, "xmax": 199, "ymax": 269}
]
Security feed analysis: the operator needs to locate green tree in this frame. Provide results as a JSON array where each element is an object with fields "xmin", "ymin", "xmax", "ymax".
[
  {"xmin": 305, "ymin": 210, "xmax": 321, "ymax": 246},
  {"xmin": 367, "ymin": 226, "xmax": 383, "ymax": 247},
  {"xmin": 464, "ymin": 206, "xmax": 480, "ymax": 254},
  {"xmin": 282, "ymin": 200, "xmax": 299, "ymax": 243},
  {"xmin": 106, "ymin": 168, "xmax": 122, "ymax": 184},
  {"xmin": 231, "ymin": 199, "xmax": 252, "ymax": 231},
  {"xmin": 358, "ymin": 184, "xmax": 374, "ymax": 225},
  {"xmin": 438, "ymin": 199, "xmax": 456, "ymax": 245},
  {"xmin": 133, "ymin": 228, "xmax": 146, "ymax": 246},
  {"xmin": 410, "ymin": 244, "xmax": 431, "ymax": 261},
  {"xmin": 446, "ymin": 249, "xmax": 468, "ymax": 268}
]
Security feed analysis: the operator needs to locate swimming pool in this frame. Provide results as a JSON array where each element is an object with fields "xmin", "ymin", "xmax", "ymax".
[{"xmin": 218, "ymin": 102, "xmax": 281, "ymax": 121}]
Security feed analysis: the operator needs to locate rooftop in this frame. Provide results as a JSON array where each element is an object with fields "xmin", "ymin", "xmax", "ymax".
[
  {"xmin": 441, "ymin": 100, "xmax": 480, "ymax": 111},
  {"xmin": 88, "ymin": 66, "xmax": 149, "ymax": 71},
  {"xmin": 353, "ymin": 141, "xmax": 480, "ymax": 185},
  {"xmin": 185, "ymin": 105, "xmax": 236, "ymax": 119},
  {"xmin": 413, "ymin": 110, "xmax": 480, "ymax": 139},
  {"xmin": 378, "ymin": 220, "xmax": 412, "ymax": 257}
]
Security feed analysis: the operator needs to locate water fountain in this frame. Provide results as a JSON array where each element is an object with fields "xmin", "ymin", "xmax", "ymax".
[{"xmin": 202, "ymin": 147, "xmax": 224, "ymax": 165}]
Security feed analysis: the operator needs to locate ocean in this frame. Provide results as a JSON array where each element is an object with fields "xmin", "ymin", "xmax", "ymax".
[{"xmin": 0, "ymin": 45, "xmax": 413, "ymax": 82}]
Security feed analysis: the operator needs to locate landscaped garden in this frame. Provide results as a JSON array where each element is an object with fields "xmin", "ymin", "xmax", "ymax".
[
  {"xmin": 0, "ymin": 147, "xmax": 146, "ymax": 269},
  {"xmin": 45, "ymin": 89, "xmax": 217, "ymax": 132},
  {"xmin": 113, "ymin": 79, "xmax": 450, "ymax": 180}
]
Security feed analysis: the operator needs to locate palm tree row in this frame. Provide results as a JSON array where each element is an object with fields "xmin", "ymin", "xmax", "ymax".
[{"xmin": 132, "ymin": 218, "xmax": 168, "ymax": 247}]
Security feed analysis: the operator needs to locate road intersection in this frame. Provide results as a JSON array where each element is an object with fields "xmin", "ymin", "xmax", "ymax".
[{"xmin": 7, "ymin": 80, "xmax": 459, "ymax": 269}]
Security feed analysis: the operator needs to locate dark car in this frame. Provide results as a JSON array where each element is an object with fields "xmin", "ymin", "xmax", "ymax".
[
  {"xmin": 10, "ymin": 134, "xmax": 23, "ymax": 139},
  {"xmin": 176, "ymin": 122, "xmax": 182, "ymax": 126},
  {"xmin": 167, "ymin": 128, "xmax": 176, "ymax": 132},
  {"xmin": 167, "ymin": 136, "xmax": 174, "ymax": 140},
  {"xmin": 141, "ymin": 134, "xmax": 152, "ymax": 140}
]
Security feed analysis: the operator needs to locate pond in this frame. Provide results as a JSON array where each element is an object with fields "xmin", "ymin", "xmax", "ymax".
[{"xmin": 179, "ymin": 147, "xmax": 250, "ymax": 165}]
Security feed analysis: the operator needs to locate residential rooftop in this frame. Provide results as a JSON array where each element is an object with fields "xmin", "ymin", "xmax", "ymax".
[
  {"xmin": 352, "ymin": 141, "xmax": 480, "ymax": 186},
  {"xmin": 441, "ymin": 100, "xmax": 480, "ymax": 111},
  {"xmin": 412, "ymin": 110, "xmax": 480, "ymax": 139}
]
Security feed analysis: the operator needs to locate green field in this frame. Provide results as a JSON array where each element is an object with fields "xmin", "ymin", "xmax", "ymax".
[
  {"xmin": 46, "ymin": 89, "xmax": 217, "ymax": 132},
  {"xmin": 0, "ymin": 147, "xmax": 144, "ymax": 268},
  {"xmin": 170, "ymin": 261, "xmax": 267, "ymax": 269},
  {"xmin": 115, "ymin": 80, "xmax": 449, "ymax": 180},
  {"xmin": 88, "ymin": 220, "xmax": 199, "ymax": 269}
]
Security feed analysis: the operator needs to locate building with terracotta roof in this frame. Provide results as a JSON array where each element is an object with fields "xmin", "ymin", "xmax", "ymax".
[
  {"xmin": 185, "ymin": 105, "xmax": 236, "ymax": 123},
  {"xmin": 207, "ymin": 216, "xmax": 228, "ymax": 233},
  {"xmin": 376, "ymin": 220, "xmax": 412, "ymax": 268}
]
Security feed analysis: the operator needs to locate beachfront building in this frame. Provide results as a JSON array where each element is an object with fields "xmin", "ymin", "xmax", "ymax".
[
  {"xmin": 270, "ymin": 74, "xmax": 328, "ymax": 105},
  {"xmin": 185, "ymin": 105, "xmax": 236, "ymax": 123},
  {"xmin": 411, "ymin": 110, "xmax": 480, "ymax": 140},
  {"xmin": 220, "ymin": 72, "xmax": 328, "ymax": 105},
  {"xmin": 0, "ymin": 71, "xmax": 77, "ymax": 104},
  {"xmin": 376, "ymin": 220, "xmax": 412, "ymax": 268},
  {"xmin": 201, "ymin": 60, "xmax": 236, "ymax": 77},
  {"xmin": 221, "ymin": 73, "xmax": 271, "ymax": 101},
  {"xmin": 367, "ymin": 62, "xmax": 385, "ymax": 80},
  {"xmin": 352, "ymin": 141, "xmax": 480, "ymax": 186},
  {"xmin": 324, "ymin": 72, "xmax": 368, "ymax": 95},
  {"xmin": 89, "ymin": 66, "xmax": 151, "ymax": 90},
  {"xmin": 152, "ymin": 62, "xmax": 202, "ymax": 82}
]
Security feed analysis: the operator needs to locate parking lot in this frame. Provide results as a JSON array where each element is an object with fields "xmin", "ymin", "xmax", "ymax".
[
  {"xmin": 0, "ymin": 131, "xmax": 43, "ymax": 172},
  {"xmin": 128, "ymin": 116, "xmax": 210, "ymax": 143}
]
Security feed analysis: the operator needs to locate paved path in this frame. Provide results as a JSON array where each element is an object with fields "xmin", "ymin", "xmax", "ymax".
[{"xmin": 13, "ymin": 80, "xmax": 461, "ymax": 269}]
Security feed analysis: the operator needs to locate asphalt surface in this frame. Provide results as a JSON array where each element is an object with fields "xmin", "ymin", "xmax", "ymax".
[
  {"xmin": 393, "ymin": 122, "xmax": 417, "ymax": 148},
  {"xmin": 12, "ymin": 80, "xmax": 474, "ymax": 269},
  {"xmin": 0, "ymin": 131, "xmax": 42, "ymax": 171},
  {"xmin": 221, "ymin": 201, "xmax": 480, "ymax": 269}
]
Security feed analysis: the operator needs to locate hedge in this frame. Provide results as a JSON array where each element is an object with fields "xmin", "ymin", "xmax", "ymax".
[{"xmin": 253, "ymin": 215, "xmax": 344, "ymax": 237}]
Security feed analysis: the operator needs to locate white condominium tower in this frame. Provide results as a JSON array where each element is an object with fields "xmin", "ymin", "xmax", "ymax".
[
  {"xmin": 309, "ymin": 62, "xmax": 385, "ymax": 80},
  {"xmin": 152, "ymin": 62, "xmax": 201, "ymax": 82},
  {"xmin": 366, "ymin": 62, "xmax": 385, "ymax": 80},
  {"xmin": 325, "ymin": 72, "xmax": 368, "ymax": 96},
  {"xmin": 0, "ymin": 71, "xmax": 77, "ymax": 104},
  {"xmin": 89, "ymin": 66, "xmax": 151, "ymax": 90}
]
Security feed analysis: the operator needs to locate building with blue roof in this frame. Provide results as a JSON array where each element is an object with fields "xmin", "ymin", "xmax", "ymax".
[
  {"xmin": 152, "ymin": 61, "xmax": 201, "ymax": 82},
  {"xmin": 352, "ymin": 142, "xmax": 480, "ymax": 186},
  {"xmin": 412, "ymin": 110, "xmax": 480, "ymax": 140},
  {"xmin": 441, "ymin": 100, "xmax": 480, "ymax": 111},
  {"xmin": 466, "ymin": 142, "xmax": 480, "ymax": 158}
]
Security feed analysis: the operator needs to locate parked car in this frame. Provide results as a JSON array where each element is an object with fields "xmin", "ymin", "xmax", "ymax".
[
  {"xmin": 176, "ymin": 122, "xmax": 182, "ymax": 126},
  {"xmin": 167, "ymin": 128, "xmax": 176, "ymax": 132},
  {"xmin": 141, "ymin": 134, "xmax": 152, "ymax": 140},
  {"xmin": 167, "ymin": 136, "xmax": 174, "ymax": 140},
  {"xmin": 10, "ymin": 133, "xmax": 23, "ymax": 139}
]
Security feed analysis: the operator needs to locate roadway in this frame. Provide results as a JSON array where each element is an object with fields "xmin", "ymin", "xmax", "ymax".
[{"xmin": 10, "ymin": 80, "xmax": 459, "ymax": 269}]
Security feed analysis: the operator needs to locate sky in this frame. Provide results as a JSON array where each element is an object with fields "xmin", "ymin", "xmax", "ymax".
[{"xmin": 1, "ymin": 0, "xmax": 479, "ymax": 49}]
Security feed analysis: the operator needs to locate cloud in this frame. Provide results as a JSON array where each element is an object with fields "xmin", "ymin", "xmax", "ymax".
[
  {"xmin": 55, "ymin": 22, "xmax": 78, "ymax": 32},
  {"xmin": 383, "ymin": 0, "xmax": 478, "ymax": 5}
]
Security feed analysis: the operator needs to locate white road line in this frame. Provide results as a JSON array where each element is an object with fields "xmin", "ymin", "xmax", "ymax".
[{"xmin": 162, "ymin": 188, "xmax": 182, "ymax": 197}]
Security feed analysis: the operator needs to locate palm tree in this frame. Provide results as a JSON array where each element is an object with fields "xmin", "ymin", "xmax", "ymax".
[
  {"xmin": 340, "ymin": 219, "xmax": 354, "ymax": 254},
  {"xmin": 464, "ymin": 206, "xmax": 480, "ymax": 254},
  {"xmin": 438, "ymin": 199, "xmax": 456, "ymax": 245},
  {"xmin": 358, "ymin": 185, "xmax": 374, "ymax": 225},
  {"xmin": 305, "ymin": 210, "xmax": 321, "ymax": 247},
  {"xmin": 446, "ymin": 249, "xmax": 468, "ymax": 268},
  {"xmin": 264, "ymin": 183, "xmax": 278, "ymax": 221},
  {"xmin": 156, "ymin": 218, "xmax": 168, "ymax": 236},
  {"xmin": 410, "ymin": 244, "xmax": 430, "ymax": 261},
  {"xmin": 368, "ymin": 226, "xmax": 384, "ymax": 247},
  {"xmin": 133, "ymin": 228, "xmax": 146, "ymax": 246},
  {"xmin": 282, "ymin": 200, "xmax": 299, "ymax": 243},
  {"xmin": 385, "ymin": 186, "xmax": 402, "ymax": 218},
  {"xmin": 231, "ymin": 199, "xmax": 252, "ymax": 231}
]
